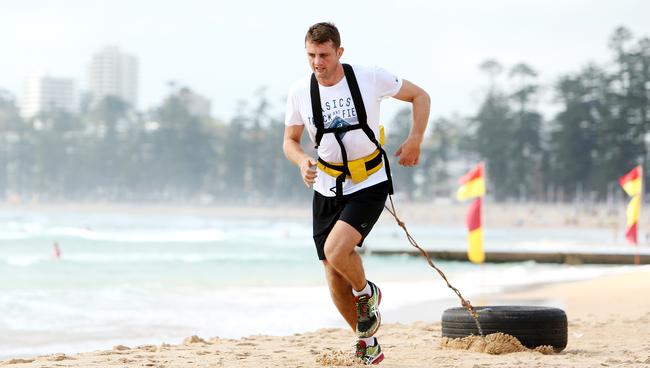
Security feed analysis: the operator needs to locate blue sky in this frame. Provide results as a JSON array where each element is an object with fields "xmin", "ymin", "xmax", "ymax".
[{"xmin": 1, "ymin": 0, "xmax": 649, "ymax": 122}]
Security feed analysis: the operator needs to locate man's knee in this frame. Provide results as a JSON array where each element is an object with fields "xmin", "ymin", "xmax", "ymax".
[
  {"xmin": 324, "ymin": 240, "xmax": 357, "ymax": 265},
  {"xmin": 323, "ymin": 238, "xmax": 344, "ymax": 262},
  {"xmin": 323, "ymin": 222, "xmax": 361, "ymax": 263}
]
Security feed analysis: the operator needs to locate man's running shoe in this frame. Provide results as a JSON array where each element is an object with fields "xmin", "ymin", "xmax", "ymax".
[
  {"xmin": 355, "ymin": 338, "xmax": 384, "ymax": 365},
  {"xmin": 355, "ymin": 280, "xmax": 381, "ymax": 338}
]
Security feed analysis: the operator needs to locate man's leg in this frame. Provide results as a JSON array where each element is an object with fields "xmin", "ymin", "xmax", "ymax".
[
  {"xmin": 322, "ymin": 219, "xmax": 384, "ymax": 365},
  {"xmin": 322, "ymin": 259, "xmax": 357, "ymax": 331},
  {"xmin": 323, "ymin": 220, "xmax": 366, "ymax": 291},
  {"xmin": 321, "ymin": 220, "xmax": 370, "ymax": 330}
]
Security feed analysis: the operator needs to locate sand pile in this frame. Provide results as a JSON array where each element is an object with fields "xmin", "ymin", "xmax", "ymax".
[
  {"xmin": 315, "ymin": 349, "xmax": 359, "ymax": 366},
  {"xmin": 183, "ymin": 335, "xmax": 207, "ymax": 344},
  {"xmin": 441, "ymin": 332, "xmax": 554, "ymax": 355}
]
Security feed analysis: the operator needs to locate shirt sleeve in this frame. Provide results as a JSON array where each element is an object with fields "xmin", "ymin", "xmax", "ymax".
[
  {"xmin": 374, "ymin": 66, "xmax": 403, "ymax": 99},
  {"xmin": 284, "ymin": 83, "xmax": 304, "ymax": 126}
]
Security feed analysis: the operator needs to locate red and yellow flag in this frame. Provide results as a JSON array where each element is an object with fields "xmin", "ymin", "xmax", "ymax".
[
  {"xmin": 457, "ymin": 163, "xmax": 485, "ymax": 264},
  {"xmin": 619, "ymin": 165, "xmax": 642, "ymax": 197},
  {"xmin": 466, "ymin": 198, "xmax": 485, "ymax": 264},
  {"xmin": 625, "ymin": 195, "xmax": 641, "ymax": 244},
  {"xmin": 456, "ymin": 163, "xmax": 485, "ymax": 201},
  {"xmin": 619, "ymin": 165, "xmax": 642, "ymax": 245}
]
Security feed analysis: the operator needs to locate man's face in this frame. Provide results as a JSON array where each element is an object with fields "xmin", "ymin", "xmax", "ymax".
[{"xmin": 305, "ymin": 40, "xmax": 343, "ymax": 81}]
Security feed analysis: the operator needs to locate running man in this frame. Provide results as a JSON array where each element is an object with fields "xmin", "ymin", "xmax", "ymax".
[{"xmin": 283, "ymin": 22, "xmax": 430, "ymax": 365}]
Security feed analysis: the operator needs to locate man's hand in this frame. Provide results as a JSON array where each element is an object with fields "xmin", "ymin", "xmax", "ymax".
[
  {"xmin": 395, "ymin": 135, "xmax": 422, "ymax": 166},
  {"xmin": 300, "ymin": 156, "xmax": 318, "ymax": 187}
]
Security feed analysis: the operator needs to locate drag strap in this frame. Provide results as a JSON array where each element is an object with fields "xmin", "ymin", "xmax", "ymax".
[{"xmin": 384, "ymin": 195, "xmax": 479, "ymax": 326}]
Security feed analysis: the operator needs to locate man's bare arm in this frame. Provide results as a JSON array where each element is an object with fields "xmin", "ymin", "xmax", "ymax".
[
  {"xmin": 391, "ymin": 80, "xmax": 430, "ymax": 166},
  {"xmin": 283, "ymin": 125, "xmax": 317, "ymax": 187}
]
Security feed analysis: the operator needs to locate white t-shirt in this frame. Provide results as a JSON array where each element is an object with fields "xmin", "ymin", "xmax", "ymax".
[{"xmin": 285, "ymin": 64, "xmax": 402, "ymax": 197}]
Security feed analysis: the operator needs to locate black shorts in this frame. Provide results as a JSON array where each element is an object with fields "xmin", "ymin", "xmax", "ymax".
[{"xmin": 312, "ymin": 181, "xmax": 389, "ymax": 260}]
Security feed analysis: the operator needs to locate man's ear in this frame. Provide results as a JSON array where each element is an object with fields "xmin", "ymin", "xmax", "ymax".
[{"xmin": 337, "ymin": 47, "xmax": 344, "ymax": 58}]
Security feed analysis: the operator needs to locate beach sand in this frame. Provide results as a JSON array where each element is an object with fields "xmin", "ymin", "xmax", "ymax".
[{"xmin": 3, "ymin": 268, "xmax": 649, "ymax": 367}]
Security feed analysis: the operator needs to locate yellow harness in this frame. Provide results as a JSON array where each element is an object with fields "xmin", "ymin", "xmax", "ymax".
[{"xmin": 317, "ymin": 126, "xmax": 386, "ymax": 184}]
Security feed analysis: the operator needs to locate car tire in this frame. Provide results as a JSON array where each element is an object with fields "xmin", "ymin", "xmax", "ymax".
[{"xmin": 441, "ymin": 306, "xmax": 567, "ymax": 352}]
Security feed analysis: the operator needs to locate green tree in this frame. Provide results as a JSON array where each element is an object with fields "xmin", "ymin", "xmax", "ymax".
[
  {"xmin": 150, "ymin": 93, "xmax": 215, "ymax": 200},
  {"xmin": 591, "ymin": 26, "xmax": 645, "ymax": 196},
  {"xmin": 420, "ymin": 117, "xmax": 458, "ymax": 198},
  {"xmin": 473, "ymin": 59, "xmax": 518, "ymax": 200},
  {"xmin": 247, "ymin": 88, "xmax": 272, "ymax": 201},
  {"xmin": 480, "ymin": 59, "xmax": 503, "ymax": 93},
  {"xmin": 474, "ymin": 92, "xmax": 514, "ymax": 200},
  {"xmin": 508, "ymin": 62, "xmax": 543, "ymax": 200},
  {"xmin": 31, "ymin": 110, "xmax": 84, "ymax": 199},
  {"xmin": 548, "ymin": 67, "xmax": 603, "ymax": 199},
  {"xmin": 221, "ymin": 102, "xmax": 249, "ymax": 200},
  {"xmin": 0, "ymin": 90, "xmax": 24, "ymax": 199}
]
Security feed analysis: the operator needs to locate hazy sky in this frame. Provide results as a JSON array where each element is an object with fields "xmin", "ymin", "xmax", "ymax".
[{"xmin": 2, "ymin": 0, "xmax": 650, "ymax": 122}]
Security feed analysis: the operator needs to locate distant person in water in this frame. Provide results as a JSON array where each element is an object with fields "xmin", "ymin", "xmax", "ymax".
[{"xmin": 53, "ymin": 242, "xmax": 61, "ymax": 260}]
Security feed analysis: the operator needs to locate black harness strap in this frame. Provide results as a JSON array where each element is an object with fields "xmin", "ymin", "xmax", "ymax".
[
  {"xmin": 333, "ymin": 132, "xmax": 348, "ymax": 197},
  {"xmin": 342, "ymin": 64, "xmax": 376, "ymax": 145},
  {"xmin": 310, "ymin": 73, "xmax": 325, "ymax": 148},
  {"xmin": 309, "ymin": 64, "xmax": 394, "ymax": 197},
  {"xmin": 343, "ymin": 64, "xmax": 395, "ymax": 196}
]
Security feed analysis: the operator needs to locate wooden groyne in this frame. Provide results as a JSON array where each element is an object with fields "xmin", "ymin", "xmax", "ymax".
[{"xmin": 366, "ymin": 249, "xmax": 650, "ymax": 265}]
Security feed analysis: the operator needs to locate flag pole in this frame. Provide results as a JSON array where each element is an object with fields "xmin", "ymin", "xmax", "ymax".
[
  {"xmin": 476, "ymin": 165, "xmax": 485, "ymax": 299},
  {"xmin": 481, "ymin": 161, "xmax": 488, "ymax": 264},
  {"xmin": 636, "ymin": 166, "xmax": 643, "ymax": 265},
  {"xmin": 476, "ymin": 196, "xmax": 485, "ymax": 295},
  {"xmin": 481, "ymin": 162, "xmax": 486, "ymax": 295}
]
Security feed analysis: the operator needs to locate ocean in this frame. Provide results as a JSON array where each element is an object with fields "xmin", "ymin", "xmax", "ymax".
[{"xmin": 0, "ymin": 207, "xmax": 643, "ymax": 358}]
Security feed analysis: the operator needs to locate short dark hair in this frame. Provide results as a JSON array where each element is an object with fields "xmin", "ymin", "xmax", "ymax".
[{"xmin": 305, "ymin": 22, "xmax": 341, "ymax": 48}]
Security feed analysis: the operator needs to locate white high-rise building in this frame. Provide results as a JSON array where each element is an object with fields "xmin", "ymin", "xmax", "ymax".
[
  {"xmin": 20, "ymin": 74, "xmax": 77, "ymax": 119},
  {"xmin": 88, "ymin": 46, "xmax": 138, "ymax": 108}
]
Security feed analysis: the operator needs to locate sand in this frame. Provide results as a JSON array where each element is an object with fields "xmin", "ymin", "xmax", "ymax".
[{"xmin": 3, "ymin": 268, "xmax": 649, "ymax": 368}]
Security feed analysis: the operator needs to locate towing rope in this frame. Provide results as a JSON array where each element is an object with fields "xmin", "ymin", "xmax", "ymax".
[{"xmin": 384, "ymin": 195, "xmax": 484, "ymax": 336}]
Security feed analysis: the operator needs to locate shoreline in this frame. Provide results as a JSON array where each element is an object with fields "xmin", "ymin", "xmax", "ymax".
[
  {"xmin": 3, "ymin": 267, "xmax": 650, "ymax": 367},
  {"xmin": 0, "ymin": 264, "xmax": 629, "ymax": 362},
  {"xmin": 1, "ymin": 200, "xmax": 645, "ymax": 229}
]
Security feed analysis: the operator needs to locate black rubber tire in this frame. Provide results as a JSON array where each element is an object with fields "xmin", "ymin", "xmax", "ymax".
[{"xmin": 441, "ymin": 306, "xmax": 567, "ymax": 352}]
